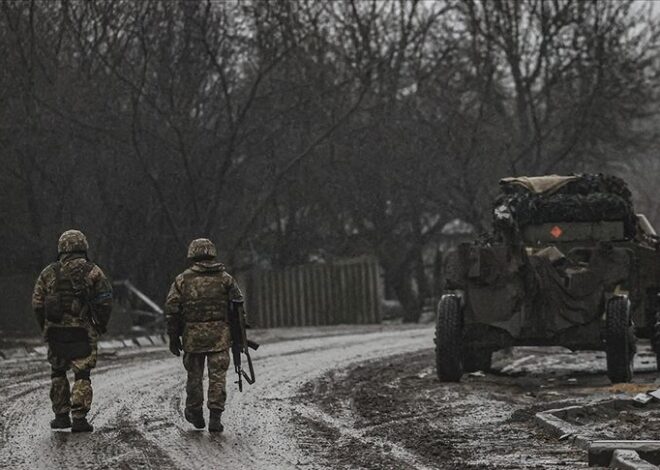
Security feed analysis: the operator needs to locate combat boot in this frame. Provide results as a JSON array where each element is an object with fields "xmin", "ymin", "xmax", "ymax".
[
  {"xmin": 184, "ymin": 408, "xmax": 205, "ymax": 429},
  {"xmin": 71, "ymin": 417, "xmax": 93, "ymax": 433},
  {"xmin": 50, "ymin": 413, "xmax": 71, "ymax": 429},
  {"xmin": 208, "ymin": 410, "xmax": 223, "ymax": 433}
]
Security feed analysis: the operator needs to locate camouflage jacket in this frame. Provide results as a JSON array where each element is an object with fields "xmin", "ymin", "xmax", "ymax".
[
  {"xmin": 165, "ymin": 261, "xmax": 243, "ymax": 353},
  {"xmin": 32, "ymin": 253, "xmax": 113, "ymax": 336}
]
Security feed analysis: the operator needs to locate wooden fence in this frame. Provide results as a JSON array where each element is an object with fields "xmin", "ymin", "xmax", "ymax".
[{"xmin": 242, "ymin": 258, "xmax": 382, "ymax": 328}]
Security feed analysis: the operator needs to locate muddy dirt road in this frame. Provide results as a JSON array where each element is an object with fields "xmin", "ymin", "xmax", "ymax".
[
  {"xmin": 1, "ymin": 326, "xmax": 656, "ymax": 469},
  {"xmin": 0, "ymin": 327, "xmax": 432, "ymax": 469},
  {"xmin": 293, "ymin": 343, "xmax": 659, "ymax": 469}
]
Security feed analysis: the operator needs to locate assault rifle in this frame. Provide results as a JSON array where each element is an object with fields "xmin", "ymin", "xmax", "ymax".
[{"xmin": 228, "ymin": 299, "xmax": 259, "ymax": 391}]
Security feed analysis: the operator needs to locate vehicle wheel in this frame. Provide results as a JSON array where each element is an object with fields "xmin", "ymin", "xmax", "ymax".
[
  {"xmin": 435, "ymin": 295, "xmax": 463, "ymax": 382},
  {"xmin": 605, "ymin": 297, "xmax": 635, "ymax": 384},
  {"xmin": 463, "ymin": 347, "xmax": 492, "ymax": 373}
]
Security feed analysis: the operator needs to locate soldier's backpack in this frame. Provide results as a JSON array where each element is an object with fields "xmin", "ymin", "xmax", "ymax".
[{"xmin": 44, "ymin": 261, "xmax": 94, "ymax": 322}]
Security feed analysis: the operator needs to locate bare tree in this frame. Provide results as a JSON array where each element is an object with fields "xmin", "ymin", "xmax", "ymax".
[{"xmin": 0, "ymin": 0, "xmax": 657, "ymax": 331}]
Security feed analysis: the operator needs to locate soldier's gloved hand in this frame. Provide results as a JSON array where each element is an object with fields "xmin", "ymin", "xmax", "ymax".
[{"xmin": 169, "ymin": 335, "xmax": 182, "ymax": 356}]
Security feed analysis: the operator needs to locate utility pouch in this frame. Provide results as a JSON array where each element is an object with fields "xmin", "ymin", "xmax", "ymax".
[
  {"xmin": 45, "ymin": 263, "xmax": 64, "ymax": 323},
  {"xmin": 47, "ymin": 326, "xmax": 92, "ymax": 360},
  {"xmin": 44, "ymin": 293, "xmax": 64, "ymax": 323}
]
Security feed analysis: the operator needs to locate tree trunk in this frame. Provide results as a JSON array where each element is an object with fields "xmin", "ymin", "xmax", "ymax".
[{"xmin": 384, "ymin": 263, "xmax": 421, "ymax": 323}]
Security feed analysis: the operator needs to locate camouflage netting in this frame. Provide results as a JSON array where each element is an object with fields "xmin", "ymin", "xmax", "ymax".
[{"xmin": 494, "ymin": 174, "xmax": 637, "ymax": 238}]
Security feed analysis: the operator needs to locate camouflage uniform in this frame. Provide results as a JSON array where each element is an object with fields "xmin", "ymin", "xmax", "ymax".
[
  {"xmin": 165, "ymin": 239, "xmax": 243, "ymax": 429},
  {"xmin": 32, "ymin": 230, "xmax": 112, "ymax": 429}
]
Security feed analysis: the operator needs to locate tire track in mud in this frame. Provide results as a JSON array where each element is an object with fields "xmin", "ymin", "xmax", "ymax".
[
  {"xmin": 295, "ymin": 348, "xmax": 660, "ymax": 469},
  {"xmin": 0, "ymin": 327, "xmax": 434, "ymax": 469},
  {"xmin": 293, "ymin": 403, "xmax": 437, "ymax": 470}
]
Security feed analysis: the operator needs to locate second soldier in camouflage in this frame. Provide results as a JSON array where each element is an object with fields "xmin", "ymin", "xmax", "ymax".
[{"xmin": 165, "ymin": 238, "xmax": 244, "ymax": 432}]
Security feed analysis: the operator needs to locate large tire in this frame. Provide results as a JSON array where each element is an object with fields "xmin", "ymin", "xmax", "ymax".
[
  {"xmin": 435, "ymin": 295, "xmax": 463, "ymax": 382},
  {"xmin": 605, "ymin": 297, "xmax": 635, "ymax": 384},
  {"xmin": 463, "ymin": 347, "xmax": 492, "ymax": 373}
]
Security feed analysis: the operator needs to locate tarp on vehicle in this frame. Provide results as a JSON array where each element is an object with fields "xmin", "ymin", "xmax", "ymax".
[
  {"xmin": 526, "ymin": 245, "xmax": 631, "ymax": 336},
  {"xmin": 500, "ymin": 175, "xmax": 579, "ymax": 195},
  {"xmin": 451, "ymin": 243, "xmax": 632, "ymax": 338}
]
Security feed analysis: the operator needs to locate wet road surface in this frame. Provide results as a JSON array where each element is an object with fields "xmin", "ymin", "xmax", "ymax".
[
  {"xmin": 0, "ymin": 326, "xmax": 433, "ymax": 469},
  {"xmin": 291, "ymin": 343, "xmax": 659, "ymax": 469},
  {"xmin": 1, "ymin": 326, "xmax": 657, "ymax": 469}
]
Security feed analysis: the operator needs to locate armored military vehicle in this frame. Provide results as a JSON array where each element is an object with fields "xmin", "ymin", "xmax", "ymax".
[{"xmin": 436, "ymin": 174, "xmax": 660, "ymax": 383}]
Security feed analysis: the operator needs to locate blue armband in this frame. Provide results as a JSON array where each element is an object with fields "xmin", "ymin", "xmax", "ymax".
[{"xmin": 93, "ymin": 292, "xmax": 113, "ymax": 303}]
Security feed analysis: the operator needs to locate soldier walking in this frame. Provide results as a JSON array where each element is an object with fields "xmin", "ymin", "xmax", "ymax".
[
  {"xmin": 32, "ymin": 230, "xmax": 113, "ymax": 432},
  {"xmin": 165, "ymin": 238, "xmax": 244, "ymax": 433}
]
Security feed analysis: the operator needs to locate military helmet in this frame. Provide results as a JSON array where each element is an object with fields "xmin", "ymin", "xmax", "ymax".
[
  {"xmin": 187, "ymin": 238, "xmax": 217, "ymax": 260},
  {"xmin": 58, "ymin": 229, "xmax": 89, "ymax": 254}
]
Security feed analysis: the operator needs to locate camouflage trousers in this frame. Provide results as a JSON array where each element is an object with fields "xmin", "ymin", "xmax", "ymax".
[
  {"xmin": 48, "ymin": 344, "xmax": 97, "ymax": 419},
  {"xmin": 183, "ymin": 350, "xmax": 230, "ymax": 411}
]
